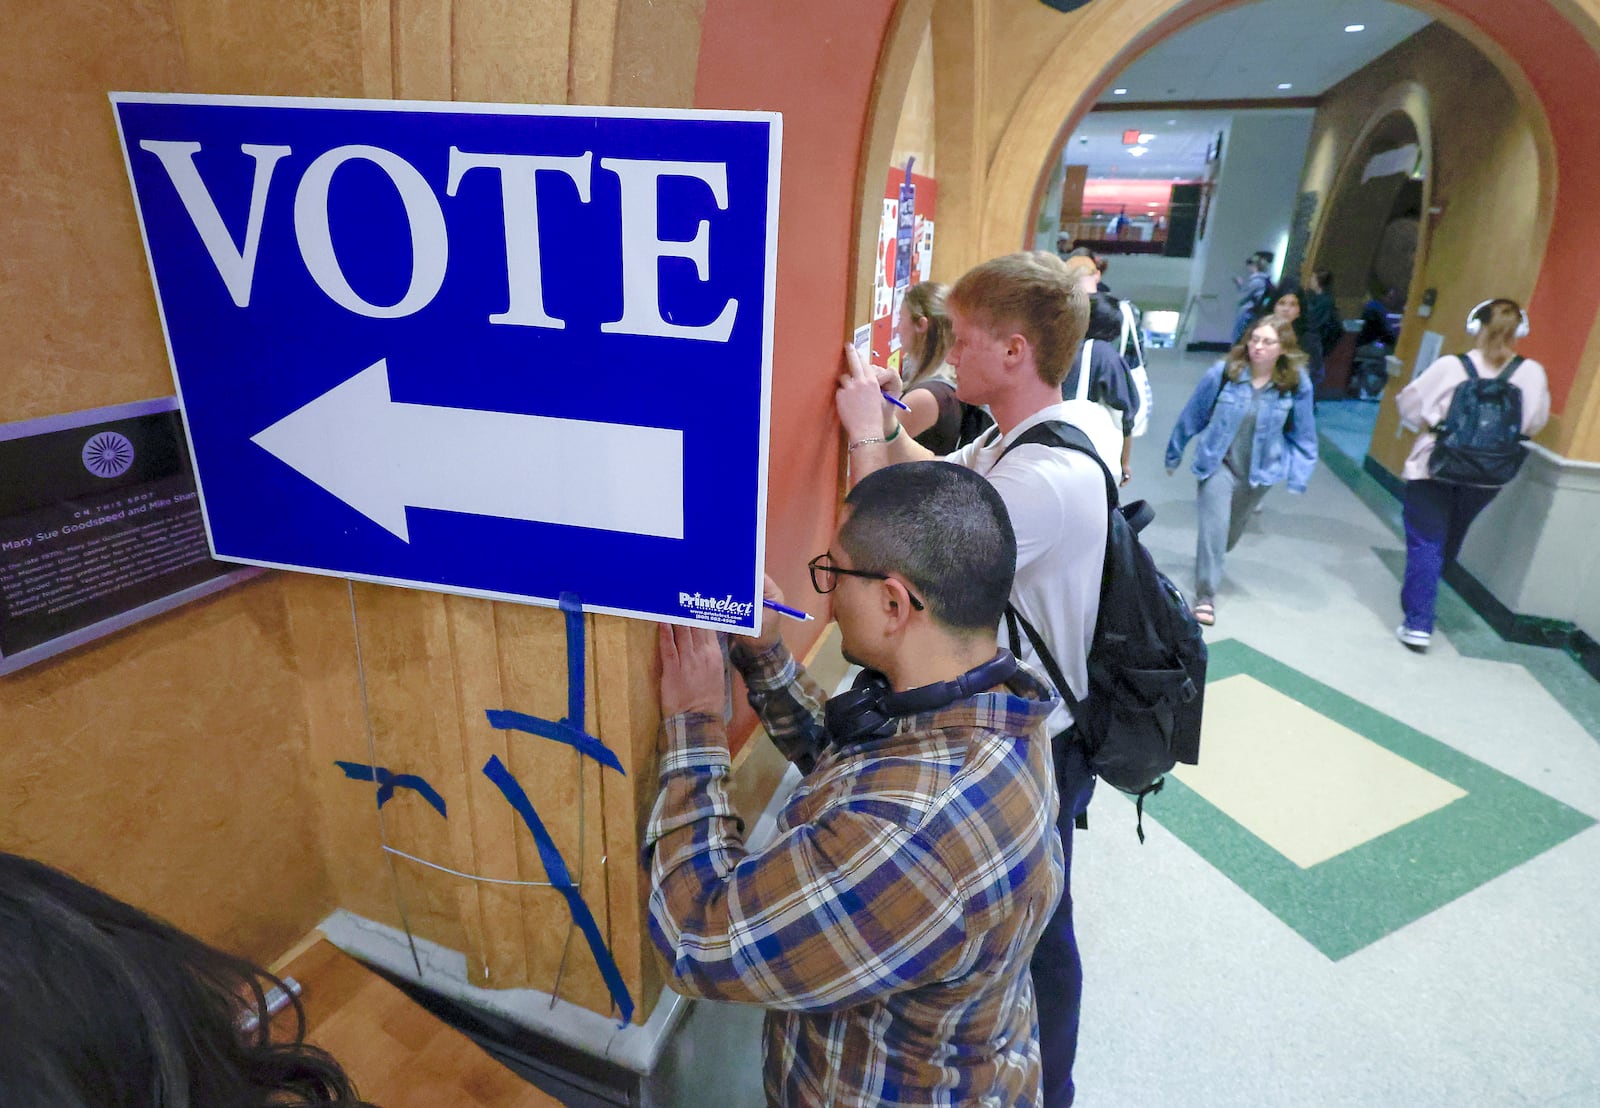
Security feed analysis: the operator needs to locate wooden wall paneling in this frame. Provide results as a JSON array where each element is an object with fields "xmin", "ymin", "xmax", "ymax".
[
  {"xmin": 610, "ymin": 0, "xmax": 704, "ymax": 110},
  {"xmin": 437, "ymin": 593, "xmax": 530, "ymax": 987},
  {"xmin": 0, "ymin": 577, "xmax": 336, "ymax": 963},
  {"xmin": 414, "ymin": 588, "xmax": 494, "ymax": 987},
  {"xmin": 282, "ymin": 575, "xmax": 402, "ymax": 933},
  {"xmin": 167, "ymin": 0, "xmax": 366, "ymax": 97},
  {"xmin": 348, "ymin": 582, "xmax": 472, "ymax": 955},
  {"xmin": 393, "ymin": 0, "xmax": 455, "ymax": 101},
  {"xmin": 593, "ymin": 615, "xmax": 665, "ymax": 1021},
  {"xmin": 359, "ymin": 0, "xmax": 397, "ymax": 97},
  {"xmin": 568, "ymin": 0, "xmax": 619, "ymax": 106},
  {"xmin": 490, "ymin": 600, "xmax": 612, "ymax": 1011},
  {"xmin": 452, "ymin": 0, "xmax": 574, "ymax": 104}
]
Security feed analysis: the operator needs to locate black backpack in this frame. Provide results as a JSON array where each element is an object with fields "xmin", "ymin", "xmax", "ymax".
[
  {"xmin": 1428, "ymin": 354, "xmax": 1527, "ymax": 487},
  {"xmin": 998, "ymin": 421, "xmax": 1207, "ymax": 840},
  {"xmin": 956, "ymin": 401, "xmax": 995, "ymax": 448}
]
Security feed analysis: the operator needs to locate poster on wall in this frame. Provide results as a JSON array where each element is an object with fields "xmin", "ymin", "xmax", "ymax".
[
  {"xmin": 110, "ymin": 92, "xmax": 781, "ymax": 635},
  {"xmin": 871, "ymin": 166, "xmax": 937, "ymax": 377},
  {"xmin": 0, "ymin": 398, "xmax": 260, "ymax": 676}
]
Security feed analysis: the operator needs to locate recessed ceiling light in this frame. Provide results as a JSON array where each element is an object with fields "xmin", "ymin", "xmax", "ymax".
[
  {"xmin": 1138, "ymin": 132, "xmax": 1156, "ymax": 143},
  {"xmin": 1167, "ymin": 119, "xmax": 1177, "ymax": 125},
  {"xmin": 1113, "ymin": 88, "xmax": 1128, "ymax": 96},
  {"xmin": 1147, "ymin": 201, "xmax": 1160, "ymax": 207},
  {"xmin": 1128, "ymin": 146, "xmax": 1148, "ymax": 157},
  {"xmin": 1277, "ymin": 83, "xmax": 1293, "ymax": 90},
  {"xmin": 1345, "ymin": 23, "xmax": 1366, "ymax": 33}
]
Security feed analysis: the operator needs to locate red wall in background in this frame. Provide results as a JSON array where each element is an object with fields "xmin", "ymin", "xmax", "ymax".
[{"xmin": 697, "ymin": 1, "xmax": 898, "ymax": 746}]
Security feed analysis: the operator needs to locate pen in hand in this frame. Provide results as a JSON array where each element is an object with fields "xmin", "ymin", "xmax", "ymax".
[{"xmin": 763, "ymin": 598, "xmax": 814, "ymax": 622}]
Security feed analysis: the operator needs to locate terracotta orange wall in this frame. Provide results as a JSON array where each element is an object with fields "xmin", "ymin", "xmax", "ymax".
[
  {"xmin": 696, "ymin": 1, "xmax": 900, "ymax": 665},
  {"xmin": 1445, "ymin": 0, "xmax": 1600, "ymax": 415}
]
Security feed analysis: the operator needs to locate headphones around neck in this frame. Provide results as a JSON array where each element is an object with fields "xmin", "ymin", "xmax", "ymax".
[
  {"xmin": 1466, "ymin": 299, "xmax": 1530, "ymax": 339},
  {"xmin": 823, "ymin": 651, "xmax": 1020, "ymax": 748}
]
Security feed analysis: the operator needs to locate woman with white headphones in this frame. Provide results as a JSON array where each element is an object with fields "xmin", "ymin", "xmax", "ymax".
[{"xmin": 1392, "ymin": 298, "xmax": 1551, "ymax": 652}]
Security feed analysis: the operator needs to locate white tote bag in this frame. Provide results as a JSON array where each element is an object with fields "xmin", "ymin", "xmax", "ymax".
[
  {"xmin": 1059, "ymin": 340, "xmax": 1126, "ymax": 473},
  {"xmin": 1120, "ymin": 299, "xmax": 1154, "ymax": 437}
]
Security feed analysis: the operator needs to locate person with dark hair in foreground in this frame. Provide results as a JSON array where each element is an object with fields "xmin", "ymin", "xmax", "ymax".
[
  {"xmin": 647, "ymin": 461, "xmax": 1064, "ymax": 1108},
  {"xmin": 836, "ymin": 250, "xmax": 1107, "ymax": 1108},
  {"xmin": 0, "ymin": 852, "xmax": 370, "ymax": 1108}
]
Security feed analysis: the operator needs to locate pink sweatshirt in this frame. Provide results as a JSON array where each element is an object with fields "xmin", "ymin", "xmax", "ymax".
[{"xmin": 1395, "ymin": 350, "xmax": 1551, "ymax": 481}]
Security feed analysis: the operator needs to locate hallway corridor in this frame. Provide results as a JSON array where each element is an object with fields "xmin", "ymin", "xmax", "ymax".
[{"xmin": 1070, "ymin": 345, "xmax": 1600, "ymax": 1105}]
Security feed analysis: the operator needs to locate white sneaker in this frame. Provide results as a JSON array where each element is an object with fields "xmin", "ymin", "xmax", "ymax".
[{"xmin": 1395, "ymin": 625, "xmax": 1431, "ymax": 652}]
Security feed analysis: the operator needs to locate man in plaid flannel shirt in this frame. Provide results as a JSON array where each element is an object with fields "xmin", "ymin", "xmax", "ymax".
[
  {"xmin": 647, "ymin": 462, "xmax": 1064, "ymax": 1106},
  {"xmin": 838, "ymin": 252, "xmax": 1105, "ymax": 1107}
]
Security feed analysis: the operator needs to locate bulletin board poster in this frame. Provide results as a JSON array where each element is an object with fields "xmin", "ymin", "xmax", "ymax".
[
  {"xmin": 871, "ymin": 168, "xmax": 937, "ymax": 377},
  {"xmin": 0, "ymin": 398, "xmax": 259, "ymax": 675}
]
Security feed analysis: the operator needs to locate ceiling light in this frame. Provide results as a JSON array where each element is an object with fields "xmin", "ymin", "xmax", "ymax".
[
  {"xmin": 1128, "ymin": 145, "xmax": 1148, "ymax": 157},
  {"xmin": 1168, "ymin": 119, "xmax": 1177, "ymax": 125},
  {"xmin": 1113, "ymin": 88, "xmax": 1128, "ymax": 96},
  {"xmin": 1138, "ymin": 132, "xmax": 1156, "ymax": 143},
  {"xmin": 1345, "ymin": 23, "xmax": 1366, "ymax": 32},
  {"xmin": 1277, "ymin": 83, "xmax": 1293, "ymax": 90}
]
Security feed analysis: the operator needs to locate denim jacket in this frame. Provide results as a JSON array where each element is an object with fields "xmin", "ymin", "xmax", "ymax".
[{"xmin": 1165, "ymin": 361, "xmax": 1319, "ymax": 492}]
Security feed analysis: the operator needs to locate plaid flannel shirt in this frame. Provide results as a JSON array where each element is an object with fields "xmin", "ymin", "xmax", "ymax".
[{"xmin": 645, "ymin": 638, "xmax": 1064, "ymax": 1107}]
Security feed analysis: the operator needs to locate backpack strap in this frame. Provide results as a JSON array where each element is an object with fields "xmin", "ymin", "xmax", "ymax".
[
  {"xmin": 996, "ymin": 419, "xmax": 1119, "ymax": 507},
  {"xmin": 1075, "ymin": 341, "xmax": 1094, "ymax": 402},
  {"xmin": 1118, "ymin": 299, "xmax": 1143, "ymax": 365},
  {"xmin": 1457, "ymin": 353, "xmax": 1479, "ymax": 379},
  {"xmin": 996, "ymin": 419, "xmax": 1116, "ymax": 726},
  {"xmin": 1494, "ymin": 354, "xmax": 1525, "ymax": 382},
  {"xmin": 1004, "ymin": 604, "xmax": 1083, "ymax": 719}
]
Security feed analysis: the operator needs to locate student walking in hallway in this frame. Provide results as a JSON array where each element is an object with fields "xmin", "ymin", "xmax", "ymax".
[
  {"xmin": 1165, "ymin": 316, "xmax": 1318, "ymax": 625},
  {"xmin": 1394, "ymin": 299, "xmax": 1550, "ymax": 652}
]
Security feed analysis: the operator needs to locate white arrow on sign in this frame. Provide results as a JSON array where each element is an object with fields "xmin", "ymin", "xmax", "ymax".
[{"xmin": 250, "ymin": 360, "xmax": 684, "ymax": 543}]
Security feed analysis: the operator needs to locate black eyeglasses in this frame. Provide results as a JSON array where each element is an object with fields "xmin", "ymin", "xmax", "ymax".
[{"xmin": 807, "ymin": 553, "xmax": 925, "ymax": 611}]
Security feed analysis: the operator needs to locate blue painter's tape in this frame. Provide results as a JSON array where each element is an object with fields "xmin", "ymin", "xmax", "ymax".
[
  {"xmin": 484, "ymin": 709, "xmax": 625, "ymax": 776},
  {"xmin": 334, "ymin": 761, "xmax": 448, "ymax": 819},
  {"xmin": 558, "ymin": 591, "xmax": 585, "ymax": 731},
  {"xmin": 482, "ymin": 754, "xmax": 634, "ymax": 1026}
]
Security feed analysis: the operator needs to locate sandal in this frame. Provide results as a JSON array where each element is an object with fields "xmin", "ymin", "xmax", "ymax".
[{"xmin": 1193, "ymin": 600, "xmax": 1215, "ymax": 626}]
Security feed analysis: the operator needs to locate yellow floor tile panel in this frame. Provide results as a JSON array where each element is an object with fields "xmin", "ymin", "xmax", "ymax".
[{"xmin": 1171, "ymin": 675, "xmax": 1467, "ymax": 868}]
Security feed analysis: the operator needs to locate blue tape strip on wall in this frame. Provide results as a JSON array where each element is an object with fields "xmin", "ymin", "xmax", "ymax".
[
  {"xmin": 484, "ymin": 591, "xmax": 626, "ymax": 776},
  {"xmin": 482, "ymin": 754, "xmax": 635, "ymax": 1026},
  {"xmin": 484, "ymin": 710, "xmax": 625, "ymax": 776},
  {"xmin": 560, "ymin": 591, "xmax": 586, "ymax": 731},
  {"xmin": 334, "ymin": 761, "xmax": 448, "ymax": 819}
]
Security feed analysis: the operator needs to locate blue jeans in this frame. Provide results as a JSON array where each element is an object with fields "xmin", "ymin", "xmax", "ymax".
[
  {"xmin": 1401, "ymin": 479, "xmax": 1498, "ymax": 633},
  {"xmin": 1033, "ymin": 740, "xmax": 1095, "ymax": 1108}
]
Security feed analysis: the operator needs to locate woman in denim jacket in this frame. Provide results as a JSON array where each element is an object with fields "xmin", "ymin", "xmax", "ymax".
[{"xmin": 1165, "ymin": 315, "xmax": 1318, "ymax": 625}]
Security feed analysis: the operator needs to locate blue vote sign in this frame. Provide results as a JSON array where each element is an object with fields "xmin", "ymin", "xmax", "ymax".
[{"xmin": 110, "ymin": 93, "xmax": 780, "ymax": 633}]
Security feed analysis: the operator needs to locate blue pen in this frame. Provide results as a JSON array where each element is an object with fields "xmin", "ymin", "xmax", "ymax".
[
  {"xmin": 883, "ymin": 391, "xmax": 911, "ymax": 412},
  {"xmin": 763, "ymin": 598, "xmax": 814, "ymax": 622}
]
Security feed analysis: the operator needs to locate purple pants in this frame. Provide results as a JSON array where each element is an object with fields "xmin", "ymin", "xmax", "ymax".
[{"xmin": 1401, "ymin": 479, "xmax": 1498, "ymax": 633}]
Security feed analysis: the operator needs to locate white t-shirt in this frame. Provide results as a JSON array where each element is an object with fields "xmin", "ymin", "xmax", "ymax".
[{"xmin": 947, "ymin": 402, "xmax": 1109, "ymax": 737}]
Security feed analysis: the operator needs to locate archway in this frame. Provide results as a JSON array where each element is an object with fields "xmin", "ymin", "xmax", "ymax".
[{"xmin": 980, "ymin": 0, "xmax": 1600, "ymax": 460}]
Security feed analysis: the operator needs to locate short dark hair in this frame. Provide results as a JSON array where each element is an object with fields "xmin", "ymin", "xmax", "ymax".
[
  {"xmin": 839, "ymin": 462, "xmax": 1016, "ymax": 633},
  {"xmin": 0, "ymin": 852, "xmax": 370, "ymax": 1108}
]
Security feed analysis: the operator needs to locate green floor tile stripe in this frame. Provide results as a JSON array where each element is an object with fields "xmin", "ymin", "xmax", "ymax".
[
  {"xmin": 1147, "ymin": 638, "xmax": 1595, "ymax": 960},
  {"xmin": 1317, "ymin": 434, "xmax": 1600, "ymax": 745}
]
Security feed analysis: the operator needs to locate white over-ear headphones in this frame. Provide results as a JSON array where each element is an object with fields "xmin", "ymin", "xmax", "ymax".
[{"xmin": 1466, "ymin": 299, "xmax": 1530, "ymax": 339}]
